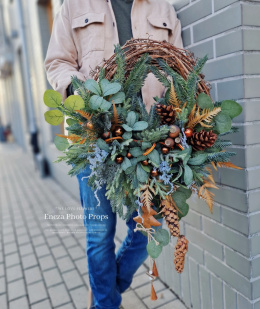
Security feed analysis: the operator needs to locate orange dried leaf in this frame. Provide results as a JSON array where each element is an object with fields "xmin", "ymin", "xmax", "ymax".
[{"xmin": 216, "ymin": 162, "xmax": 243, "ymax": 170}]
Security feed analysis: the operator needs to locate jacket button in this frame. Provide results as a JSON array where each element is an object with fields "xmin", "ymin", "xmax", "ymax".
[
  {"xmin": 85, "ymin": 18, "xmax": 89, "ymax": 23},
  {"xmin": 163, "ymin": 22, "xmax": 167, "ymax": 27}
]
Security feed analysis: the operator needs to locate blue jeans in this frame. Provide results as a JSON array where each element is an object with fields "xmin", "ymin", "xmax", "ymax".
[{"xmin": 76, "ymin": 164, "xmax": 149, "ymax": 309}]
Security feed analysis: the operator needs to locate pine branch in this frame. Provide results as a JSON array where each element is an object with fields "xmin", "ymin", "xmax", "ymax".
[
  {"xmin": 124, "ymin": 54, "xmax": 151, "ymax": 98},
  {"xmin": 112, "ymin": 44, "xmax": 126, "ymax": 84}
]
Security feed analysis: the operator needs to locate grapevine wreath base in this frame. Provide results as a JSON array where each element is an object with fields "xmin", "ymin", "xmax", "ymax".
[{"xmin": 43, "ymin": 38, "xmax": 243, "ymax": 301}]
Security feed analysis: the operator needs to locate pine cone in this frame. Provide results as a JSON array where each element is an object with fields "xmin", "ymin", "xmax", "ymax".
[
  {"xmin": 160, "ymin": 199, "xmax": 180, "ymax": 237},
  {"xmin": 189, "ymin": 130, "xmax": 217, "ymax": 151},
  {"xmin": 155, "ymin": 104, "xmax": 176, "ymax": 125},
  {"xmin": 174, "ymin": 235, "xmax": 189, "ymax": 273}
]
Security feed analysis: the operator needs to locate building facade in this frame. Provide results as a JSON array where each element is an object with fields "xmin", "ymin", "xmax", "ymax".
[{"xmin": 0, "ymin": 0, "xmax": 260, "ymax": 308}]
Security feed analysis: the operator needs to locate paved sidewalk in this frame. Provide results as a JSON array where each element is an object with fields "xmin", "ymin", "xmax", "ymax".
[{"xmin": 0, "ymin": 143, "xmax": 187, "ymax": 309}]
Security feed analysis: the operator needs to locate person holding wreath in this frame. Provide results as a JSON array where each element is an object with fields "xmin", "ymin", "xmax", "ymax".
[{"xmin": 44, "ymin": 0, "xmax": 183, "ymax": 308}]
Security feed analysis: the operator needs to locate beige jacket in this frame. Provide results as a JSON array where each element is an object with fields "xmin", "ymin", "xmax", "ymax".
[{"xmin": 44, "ymin": 0, "xmax": 183, "ymax": 113}]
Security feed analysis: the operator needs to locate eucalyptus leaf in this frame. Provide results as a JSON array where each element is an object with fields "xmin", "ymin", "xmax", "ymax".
[
  {"xmin": 146, "ymin": 240, "xmax": 163, "ymax": 259},
  {"xmin": 130, "ymin": 147, "xmax": 143, "ymax": 157},
  {"xmin": 96, "ymin": 138, "xmax": 110, "ymax": 152},
  {"xmin": 154, "ymin": 228, "xmax": 170, "ymax": 246},
  {"xmin": 177, "ymin": 202, "xmax": 189, "ymax": 219},
  {"xmin": 122, "ymin": 131, "xmax": 132, "ymax": 140},
  {"xmin": 147, "ymin": 149, "xmax": 160, "ymax": 166},
  {"xmin": 121, "ymin": 157, "xmax": 132, "ymax": 171},
  {"xmin": 188, "ymin": 153, "xmax": 208, "ymax": 165},
  {"xmin": 102, "ymin": 82, "xmax": 121, "ymax": 96},
  {"xmin": 141, "ymin": 164, "xmax": 151, "ymax": 173},
  {"xmin": 184, "ymin": 165, "xmax": 193, "ymax": 186},
  {"xmin": 196, "ymin": 93, "xmax": 214, "ymax": 110},
  {"xmin": 141, "ymin": 142, "xmax": 152, "ymax": 151},
  {"xmin": 125, "ymin": 165, "xmax": 136, "ymax": 175},
  {"xmin": 122, "ymin": 124, "xmax": 133, "ymax": 132},
  {"xmin": 126, "ymin": 111, "xmax": 137, "ymax": 127},
  {"xmin": 66, "ymin": 118, "xmax": 78, "ymax": 126},
  {"xmin": 89, "ymin": 95, "xmax": 104, "ymax": 110},
  {"xmin": 84, "ymin": 80, "xmax": 101, "ymax": 95},
  {"xmin": 132, "ymin": 121, "xmax": 148, "ymax": 131},
  {"xmin": 43, "ymin": 90, "xmax": 62, "ymax": 107},
  {"xmin": 109, "ymin": 92, "xmax": 125, "ymax": 104},
  {"xmin": 54, "ymin": 136, "xmax": 69, "ymax": 151},
  {"xmin": 100, "ymin": 99, "xmax": 112, "ymax": 111},
  {"xmin": 64, "ymin": 95, "xmax": 84, "ymax": 111},
  {"xmin": 136, "ymin": 164, "xmax": 149, "ymax": 183},
  {"xmin": 176, "ymin": 186, "xmax": 192, "ymax": 200},
  {"xmin": 44, "ymin": 110, "xmax": 64, "ymax": 126},
  {"xmin": 215, "ymin": 112, "xmax": 232, "ymax": 133},
  {"xmin": 221, "ymin": 100, "xmax": 242, "ymax": 119}
]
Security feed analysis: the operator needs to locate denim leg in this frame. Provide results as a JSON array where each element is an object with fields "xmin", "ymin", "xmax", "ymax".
[
  {"xmin": 115, "ymin": 210, "xmax": 164, "ymax": 294},
  {"xmin": 76, "ymin": 165, "xmax": 121, "ymax": 309}
]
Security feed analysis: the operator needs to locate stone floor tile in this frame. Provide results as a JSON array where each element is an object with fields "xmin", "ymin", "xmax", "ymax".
[
  {"xmin": 63, "ymin": 269, "xmax": 84, "ymax": 290},
  {"xmin": 57, "ymin": 256, "xmax": 75, "ymax": 273},
  {"xmin": 51, "ymin": 245, "xmax": 67, "ymax": 259},
  {"xmin": 8, "ymin": 278, "xmax": 26, "ymax": 301},
  {"xmin": 0, "ymin": 277, "xmax": 6, "ymax": 294},
  {"xmin": 35, "ymin": 244, "xmax": 50, "ymax": 258},
  {"xmin": 43, "ymin": 268, "xmax": 62, "ymax": 287},
  {"xmin": 5, "ymin": 252, "xmax": 20, "ymax": 268},
  {"xmin": 19, "ymin": 243, "xmax": 34, "ymax": 256},
  {"xmin": 121, "ymin": 290, "xmax": 147, "ymax": 309},
  {"xmin": 25, "ymin": 266, "xmax": 43, "ymax": 285},
  {"xmin": 22, "ymin": 253, "xmax": 38, "ymax": 269},
  {"xmin": 75, "ymin": 257, "xmax": 88, "ymax": 275},
  {"xmin": 9, "ymin": 296, "xmax": 29, "ymax": 309},
  {"xmin": 159, "ymin": 299, "xmax": 188, "ymax": 309},
  {"xmin": 48, "ymin": 283, "xmax": 71, "ymax": 307},
  {"xmin": 6, "ymin": 264, "xmax": 23, "ymax": 282},
  {"xmin": 135, "ymin": 279, "xmax": 166, "ymax": 299},
  {"xmin": 28, "ymin": 281, "xmax": 48, "ymax": 305},
  {"xmin": 70, "ymin": 285, "xmax": 88, "ymax": 309},
  {"xmin": 31, "ymin": 299, "xmax": 52, "ymax": 309},
  {"xmin": 39, "ymin": 255, "xmax": 56, "ymax": 271},
  {"xmin": 4, "ymin": 242, "xmax": 17, "ymax": 255},
  {"xmin": 131, "ymin": 273, "xmax": 150, "ymax": 289},
  {"xmin": 143, "ymin": 289, "xmax": 177, "ymax": 309},
  {"xmin": 0, "ymin": 294, "xmax": 7, "ymax": 309}
]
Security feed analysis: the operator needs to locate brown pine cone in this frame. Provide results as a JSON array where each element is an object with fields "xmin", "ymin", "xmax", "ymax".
[
  {"xmin": 189, "ymin": 129, "xmax": 217, "ymax": 151},
  {"xmin": 174, "ymin": 235, "xmax": 189, "ymax": 273},
  {"xmin": 155, "ymin": 104, "xmax": 176, "ymax": 125},
  {"xmin": 160, "ymin": 199, "xmax": 180, "ymax": 237}
]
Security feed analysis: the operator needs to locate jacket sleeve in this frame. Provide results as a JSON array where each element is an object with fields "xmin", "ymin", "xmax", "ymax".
[
  {"xmin": 44, "ymin": 2, "xmax": 85, "ymax": 101},
  {"xmin": 168, "ymin": 5, "xmax": 184, "ymax": 49}
]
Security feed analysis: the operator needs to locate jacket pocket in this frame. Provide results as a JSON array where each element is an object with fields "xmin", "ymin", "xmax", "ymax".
[
  {"xmin": 72, "ymin": 12, "xmax": 105, "ymax": 57},
  {"xmin": 147, "ymin": 15, "xmax": 173, "ymax": 42}
]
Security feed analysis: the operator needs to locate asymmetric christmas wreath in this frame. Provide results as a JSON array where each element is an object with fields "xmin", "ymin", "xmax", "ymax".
[{"xmin": 43, "ymin": 39, "xmax": 243, "ymax": 301}]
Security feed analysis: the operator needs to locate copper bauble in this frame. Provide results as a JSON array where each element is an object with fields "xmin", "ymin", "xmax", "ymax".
[
  {"xmin": 142, "ymin": 160, "xmax": 149, "ymax": 166},
  {"xmin": 162, "ymin": 147, "xmax": 169, "ymax": 154},
  {"xmin": 116, "ymin": 156, "xmax": 124, "ymax": 164},
  {"xmin": 184, "ymin": 128, "xmax": 194, "ymax": 138},
  {"xmin": 175, "ymin": 137, "xmax": 181, "ymax": 144},
  {"xmin": 165, "ymin": 138, "xmax": 175, "ymax": 148},
  {"xmin": 126, "ymin": 152, "xmax": 132, "ymax": 159},
  {"xmin": 102, "ymin": 132, "xmax": 110, "ymax": 139},
  {"xmin": 169, "ymin": 125, "xmax": 180, "ymax": 138},
  {"xmin": 86, "ymin": 122, "xmax": 94, "ymax": 130},
  {"xmin": 114, "ymin": 126, "xmax": 124, "ymax": 136},
  {"xmin": 151, "ymin": 169, "xmax": 158, "ymax": 177}
]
